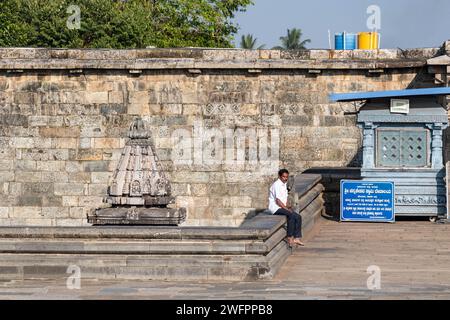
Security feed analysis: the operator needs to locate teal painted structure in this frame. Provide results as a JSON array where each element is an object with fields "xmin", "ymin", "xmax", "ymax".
[{"xmin": 331, "ymin": 88, "xmax": 450, "ymax": 217}]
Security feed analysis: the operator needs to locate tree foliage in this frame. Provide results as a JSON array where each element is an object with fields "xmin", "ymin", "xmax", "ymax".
[
  {"xmin": 239, "ymin": 34, "xmax": 264, "ymax": 49},
  {"xmin": 0, "ymin": 0, "xmax": 253, "ymax": 48},
  {"xmin": 273, "ymin": 28, "xmax": 311, "ymax": 50}
]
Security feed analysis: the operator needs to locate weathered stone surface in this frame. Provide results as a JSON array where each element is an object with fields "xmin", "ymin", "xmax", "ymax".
[
  {"xmin": 39, "ymin": 127, "xmax": 80, "ymax": 138},
  {"xmin": 0, "ymin": 115, "xmax": 28, "ymax": 127},
  {"xmin": 92, "ymin": 138, "xmax": 120, "ymax": 149},
  {"xmin": 14, "ymin": 160, "xmax": 36, "ymax": 171},
  {"xmin": 11, "ymin": 207, "xmax": 42, "ymax": 219},
  {"xmin": 51, "ymin": 138, "xmax": 78, "ymax": 149},
  {"xmin": 20, "ymin": 149, "xmax": 69, "ymax": 161},
  {"xmin": 82, "ymin": 161, "xmax": 109, "ymax": 172},
  {"xmin": 69, "ymin": 149, "xmax": 103, "ymax": 161},
  {"xmin": 53, "ymin": 183, "xmax": 86, "ymax": 196}
]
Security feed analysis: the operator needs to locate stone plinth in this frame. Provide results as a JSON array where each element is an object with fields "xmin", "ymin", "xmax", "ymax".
[
  {"xmin": 0, "ymin": 214, "xmax": 291, "ymax": 281},
  {"xmin": 88, "ymin": 207, "xmax": 186, "ymax": 225}
]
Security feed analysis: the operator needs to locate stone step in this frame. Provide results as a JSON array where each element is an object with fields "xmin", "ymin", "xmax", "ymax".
[
  {"xmin": 0, "ymin": 228, "xmax": 286, "ymax": 255},
  {"xmin": 0, "ymin": 215, "xmax": 286, "ymax": 241},
  {"xmin": 292, "ymin": 174, "xmax": 322, "ymax": 196},
  {"xmin": 0, "ymin": 241, "xmax": 290, "ymax": 281},
  {"xmin": 296, "ymin": 183, "xmax": 324, "ymax": 212},
  {"xmin": 0, "ymin": 214, "xmax": 295, "ymax": 281},
  {"xmin": 302, "ymin": 204, "xmax": 324, "ymax": 235},
  {"xmin": 301, "ymin": 193, "xmax": 324, "ymax": 221}
]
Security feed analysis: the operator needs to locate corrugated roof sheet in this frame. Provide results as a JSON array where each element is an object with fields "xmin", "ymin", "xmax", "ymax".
[{"xmin": 329, "ymin": 87, "xmax": 450, "ymax": 102}]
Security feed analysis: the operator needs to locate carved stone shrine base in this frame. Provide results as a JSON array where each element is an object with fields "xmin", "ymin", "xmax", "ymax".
[
  {"xmin": 106, "ymin": 196, "xmax": 174, "ymax": 206},
  {"xmin": 90, "ymin": 117, "xmax": 186, "ymax": 226},
  {"xmin": 88, "ymin": 207, "xmax": 187, "ymax": 225}
]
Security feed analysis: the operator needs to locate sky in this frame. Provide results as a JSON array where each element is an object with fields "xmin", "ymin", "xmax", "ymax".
[{"xmin": 233, "ymin": 0, "xmax": 450, "ymax": 49}]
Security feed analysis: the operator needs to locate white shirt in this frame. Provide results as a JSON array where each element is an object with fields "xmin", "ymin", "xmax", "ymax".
[{"xmin": 268, "ymin": 179, "xmax": 288, "ymax": 214}]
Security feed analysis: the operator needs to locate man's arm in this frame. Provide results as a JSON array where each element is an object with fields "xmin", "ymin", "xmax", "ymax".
[{"xmin": 276, "ymin": 198, "xmax": 292, "ymax": 213}]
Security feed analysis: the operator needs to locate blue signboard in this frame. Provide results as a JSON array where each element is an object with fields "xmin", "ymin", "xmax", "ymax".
[{"xmin": 340, "ymin": 180, "xmax": 395, "ymax": 222}]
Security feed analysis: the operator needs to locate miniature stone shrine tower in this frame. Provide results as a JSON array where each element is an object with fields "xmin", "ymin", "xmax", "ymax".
[{"xmin": 88, "ymin": 117, "xmax": 186, "ymax": 225}]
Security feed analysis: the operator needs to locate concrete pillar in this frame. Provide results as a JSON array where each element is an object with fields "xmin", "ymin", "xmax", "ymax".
[
  {"xmin": 428, "ymin": 123, "xmax": 448, "ymax": 169},
  {"xmin": 360, "ymin": 122, "xmax": 378, "ymax": 169}
]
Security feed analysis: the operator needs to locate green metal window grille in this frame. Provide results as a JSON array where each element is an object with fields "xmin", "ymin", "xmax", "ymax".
[{"xmin": 376, "ymin": 129, "xmax": 429, "ymax": 167}]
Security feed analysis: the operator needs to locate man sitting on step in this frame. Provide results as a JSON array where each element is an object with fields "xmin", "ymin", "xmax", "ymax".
[{"xmin": 268, "ymin": 169, "xmax": 304, "ymax": 247}]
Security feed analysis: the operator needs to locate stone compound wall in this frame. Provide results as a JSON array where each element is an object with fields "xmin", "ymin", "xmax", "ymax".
[{"xmin": 0, "ymin": 47, "xmax": 440, "ymax": 226}]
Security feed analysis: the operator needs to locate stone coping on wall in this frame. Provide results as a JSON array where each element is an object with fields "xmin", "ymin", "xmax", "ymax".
[
  {"xmin": 0, "ymin": 47, "xmax": 440, "ymax": 70},
  {"xmin": 0, "ymin": 214, "xmax": 285, "ymax": 241}
]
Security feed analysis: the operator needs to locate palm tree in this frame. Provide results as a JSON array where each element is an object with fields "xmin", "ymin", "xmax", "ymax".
[
  {"xmin": 240, "ymin": 34, "xmax": 265, "ymax": 49},
  {"xmin": 273, "ymin": 28, "xmax": 311, "ymax": 50}
]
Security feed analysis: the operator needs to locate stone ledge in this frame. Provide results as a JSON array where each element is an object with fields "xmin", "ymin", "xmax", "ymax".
[
  {"xmin": 0, "ymin": 47, "xmax": 439, "ymax": 60},
  {"xmin": 0, "ymin": 214, "xmax": 286, "ymax": 240},
  {"xmin": 0, "ymin": 47, "xmax": 440, "ymax": 71},
  {"xmin": 0, "ymin": 226, "xmax": 287, "ymax": 255}
]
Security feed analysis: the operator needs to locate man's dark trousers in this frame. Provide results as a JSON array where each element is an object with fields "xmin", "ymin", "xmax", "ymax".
[{"xmin": 274, "ymin": 208, "xmax": 302, "ymax": 238}]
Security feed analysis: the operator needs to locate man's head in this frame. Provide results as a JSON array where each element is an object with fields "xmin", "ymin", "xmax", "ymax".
[{"xmin": 278, "ymin": 169, "xmax": 289, "ymax": 184}]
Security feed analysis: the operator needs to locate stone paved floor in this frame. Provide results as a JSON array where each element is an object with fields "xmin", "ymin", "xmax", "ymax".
[{"xmin": 2, "ymin": 218, "xmax": 450, "ymax": 299}]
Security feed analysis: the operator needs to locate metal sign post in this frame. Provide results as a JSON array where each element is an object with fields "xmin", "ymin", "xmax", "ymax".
[{"xmin": 447, "ymin": 162, "xmax": 450, "ymax": 220}]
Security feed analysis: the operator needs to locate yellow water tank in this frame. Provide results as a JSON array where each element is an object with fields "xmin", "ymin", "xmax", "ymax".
[{"xmin": 358, "ymin": 32, "xmax": 379, "ymax": 50}]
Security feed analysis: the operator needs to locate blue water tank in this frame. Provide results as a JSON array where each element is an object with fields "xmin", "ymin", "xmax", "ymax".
[{"xmin": 335, "ymin": 33, "xmax": 357, "ymax": 50}]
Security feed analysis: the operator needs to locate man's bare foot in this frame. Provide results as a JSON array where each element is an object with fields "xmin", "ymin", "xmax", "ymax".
[
  {"xmin": 286, "ymin": 236, "xmax": 295, "ymax": 246},
  {"xmin": 293, "ymin": 238, "xmax": 304, "ymax": 246}
]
